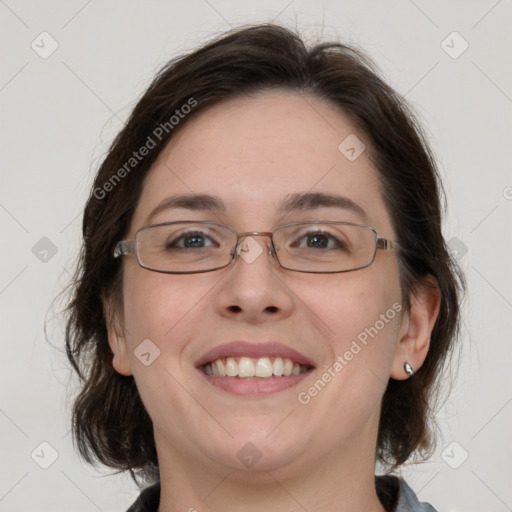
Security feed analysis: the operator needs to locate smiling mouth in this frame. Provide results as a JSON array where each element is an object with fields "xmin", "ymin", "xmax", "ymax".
[{"xmin": 202, "ymin": 356, "xmax": 313, "ymax": 379}]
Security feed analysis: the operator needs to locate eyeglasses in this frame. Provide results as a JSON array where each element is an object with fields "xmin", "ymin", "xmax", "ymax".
[{"xmin": 113, "ymin": 221, "xmax": 399, "ymax": 274}]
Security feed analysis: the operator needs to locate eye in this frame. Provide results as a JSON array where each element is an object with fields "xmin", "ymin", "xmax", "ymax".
[
  {"xmin": 292, "ymin": 231, "xmax": 345, "ymax": 250},
  {"xmin": 166, "ymin": 230, "xmax": 219, "ymax": 249}
]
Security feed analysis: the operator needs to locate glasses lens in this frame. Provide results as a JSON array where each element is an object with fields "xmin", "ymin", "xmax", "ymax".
[
  {"xmin": 274, "ymin": 222, "xmax": 377, "ymax": 272},
  {"xmin": 135, "ymin": 222, "xmax": 236, "ymax": 273}
]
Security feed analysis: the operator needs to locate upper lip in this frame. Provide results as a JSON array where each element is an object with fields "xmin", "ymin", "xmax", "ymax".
[{"xmin": 195, "ymin": 341, "xmax": 316, "ymax": 368}]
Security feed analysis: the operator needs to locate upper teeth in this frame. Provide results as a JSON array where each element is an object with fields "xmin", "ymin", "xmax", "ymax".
[{"xmin": 204, "ymin": 357, "xmax": 307, "ymax": 378}]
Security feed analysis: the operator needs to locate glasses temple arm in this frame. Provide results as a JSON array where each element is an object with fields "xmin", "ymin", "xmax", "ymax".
[
  {"xmin": 113, "ymin": 240, "xmax": 135, "ymax": 258},
  {"xmin": 377, "ymin": 238, "xmax": 400, "ymax": 251}
]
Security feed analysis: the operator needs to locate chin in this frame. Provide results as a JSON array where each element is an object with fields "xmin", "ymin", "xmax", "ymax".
[{"xmin": 203, "ymin": 425, "xmax": 310, "ymax": 474}]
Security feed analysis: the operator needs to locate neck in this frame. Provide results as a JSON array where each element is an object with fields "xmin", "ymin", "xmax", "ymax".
[{"xmin": 154, "ymin": 426, "xmax": 386, "ymax": 512}]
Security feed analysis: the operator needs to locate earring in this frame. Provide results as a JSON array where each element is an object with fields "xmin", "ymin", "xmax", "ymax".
[{"xmin": 404, "ymin": 362, "xmax": 415, "ymax": 377}]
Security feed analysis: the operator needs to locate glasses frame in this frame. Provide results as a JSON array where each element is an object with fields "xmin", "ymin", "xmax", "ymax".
[{"xmin": 113, "ymin": 220, "xmax": 399, "ymax": 274}]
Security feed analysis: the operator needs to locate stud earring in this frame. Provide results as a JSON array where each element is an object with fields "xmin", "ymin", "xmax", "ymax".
[{"xmin": 404, "ymin": 361, "xmax": 415, "ymax": 377}]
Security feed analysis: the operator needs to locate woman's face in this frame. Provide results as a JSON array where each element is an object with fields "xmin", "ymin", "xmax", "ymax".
[{"xmin": 110, "ymin": 90, "xmax": 407, "ymax": 477}]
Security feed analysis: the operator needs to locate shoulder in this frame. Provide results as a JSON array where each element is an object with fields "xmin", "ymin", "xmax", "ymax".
[
  {"xmin": 125, "ymin": 482, "xmax": 160, "ymax": 512},
  {"xmin": 376, "ymin": 475, "xmax": 437, "ymax": 512},
  {"xmin": 395, "ymin": 478, "xmax": 437, "ymax": 512}
]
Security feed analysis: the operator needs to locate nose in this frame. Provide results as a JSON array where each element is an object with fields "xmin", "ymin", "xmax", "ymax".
[{"xmin": 214, "ymin": 234, "xmax": 294, "ymax": 323}]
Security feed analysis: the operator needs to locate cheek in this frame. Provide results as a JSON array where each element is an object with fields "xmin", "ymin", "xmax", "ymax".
[
  {"xmin": 119, "ymin": 271, "xmax": 212, "ymax": 418},
  {"xmin": 293, "ymin": 269, "xmax": 402, "ymax": 438},
  {"xmin": 300, "ymin": 264, "xmax": 402, "ymax": 370},
  {"xmin": 120, "ymin": 268, "xmax": 213, "ymax": 356}
]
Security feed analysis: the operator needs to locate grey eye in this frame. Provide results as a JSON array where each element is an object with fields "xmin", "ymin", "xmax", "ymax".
[
  {"xmin": 293, "ymin": 232, "xmax": 345, "ymax": 250},
  {"xmin": 167, "ymin": 231, "xmax": 218, "ymax": 249}
]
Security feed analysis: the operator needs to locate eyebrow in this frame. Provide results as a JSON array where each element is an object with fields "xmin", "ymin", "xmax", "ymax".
[
  {"xmin": 145, "ymin": 192, "xmax": 367, "ymax": 224},
  {"xmin": 146, "ymin": 194, "xmax": 226, "ymax": 224},
  {"xmin": 279, "ymin": 192, "xmax": 367, "ymax": 221}
]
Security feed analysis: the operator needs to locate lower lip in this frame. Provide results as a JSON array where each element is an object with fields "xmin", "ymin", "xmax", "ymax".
[{"xmin": 199, "ymin": 370, "xmax": 313, "ymax": 396}]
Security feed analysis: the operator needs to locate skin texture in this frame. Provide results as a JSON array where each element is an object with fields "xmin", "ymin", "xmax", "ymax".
[{"xmin": 106, "ymin": 91, "xmax": 440, "ymax": 511}]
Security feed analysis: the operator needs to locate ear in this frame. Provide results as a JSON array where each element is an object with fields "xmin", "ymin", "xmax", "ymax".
[
  {"xmin": 102, "ymin": 294, "xmax": 133, "ymax": 376},
  {"xmin": 391, "ymin": 276, "xmax": 441, "ymax": 380}
]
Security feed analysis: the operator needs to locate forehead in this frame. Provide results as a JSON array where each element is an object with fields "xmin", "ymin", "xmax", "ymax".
[{"xmin": 131, "ymin": 90, "xmax": 392, "ymax": 233}]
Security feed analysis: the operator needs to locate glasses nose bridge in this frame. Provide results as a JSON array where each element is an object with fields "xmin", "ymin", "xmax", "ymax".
[{"xmin": 235, "ymin": 231, "xmax": 276, "ymax": 258}]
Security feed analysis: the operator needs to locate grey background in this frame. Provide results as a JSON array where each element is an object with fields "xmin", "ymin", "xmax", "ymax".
[{"xmin": 1, "ymin": 0, "xmax": 511, "ymax": 510}]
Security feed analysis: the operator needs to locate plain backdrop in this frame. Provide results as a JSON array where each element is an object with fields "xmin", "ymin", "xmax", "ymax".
[{"xmin": 1, "ymin": 1, "xmax": 511, "ymax": 511}]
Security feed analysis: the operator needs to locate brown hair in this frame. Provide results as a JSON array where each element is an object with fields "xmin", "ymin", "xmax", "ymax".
[{"xmin": 65, "ymin": 23, "xmax": 464, "ymax": 485}]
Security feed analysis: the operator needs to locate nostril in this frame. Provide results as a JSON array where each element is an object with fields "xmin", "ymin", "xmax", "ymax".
[
  {"xmin": 265, "ymin": 306, "xmax": 278, "ymax": 313},
  {"xmin": 228, "ymin": 305, "xmax": 242, "ymax": 313}
]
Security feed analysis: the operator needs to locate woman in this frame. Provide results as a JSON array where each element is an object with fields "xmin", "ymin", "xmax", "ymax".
[{"xmin": 65, "ymin": 24, "xmax": 464, "ymax": 511}]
